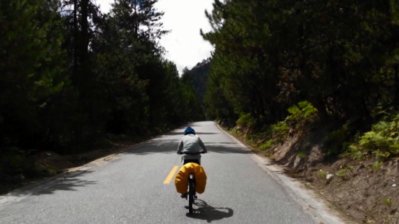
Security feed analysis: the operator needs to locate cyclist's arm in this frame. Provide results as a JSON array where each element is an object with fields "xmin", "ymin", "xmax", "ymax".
[
  {"xmin": 198, "ymin": 138, "xmax": 207, "ymax": 153},
  {"xmin": 177, "ymin": 140, "xmax": 184, "ymax": 154}
]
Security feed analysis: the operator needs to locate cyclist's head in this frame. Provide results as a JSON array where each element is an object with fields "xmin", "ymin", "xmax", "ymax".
[{"xmin": 184, "ymin": 127, "xmax": 196, "ymax": 135}]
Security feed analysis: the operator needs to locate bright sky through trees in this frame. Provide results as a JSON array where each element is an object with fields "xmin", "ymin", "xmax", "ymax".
[{"xmin": 95, "ymin": 0, "xmax": 214, "ymax": 74}]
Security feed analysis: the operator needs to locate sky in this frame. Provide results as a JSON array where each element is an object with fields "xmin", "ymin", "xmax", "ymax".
[{"xmin": 94, "ymin": 0, "xmax": 215, "ymax": 74}]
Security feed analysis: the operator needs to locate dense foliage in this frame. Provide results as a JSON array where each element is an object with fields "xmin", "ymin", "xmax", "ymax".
[
  {"xmin": 202, "ymin": 0, "xmax": 399, "ymax": 155},
  {"xmin": 349, "ymin": 114, "xmax": 399, "ymax": 160},
  {"xmin": 180, "ymin": 59, "xmax": 211, "ymax": 120},
  {"xmin": 0, "ymin": 0, "xmax": 201, "ymax": 154}
]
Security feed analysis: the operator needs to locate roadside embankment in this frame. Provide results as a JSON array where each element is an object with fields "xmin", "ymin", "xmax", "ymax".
[{"xmin": 229, "ymin": 125, "xmax": 399, "ymax": 224}]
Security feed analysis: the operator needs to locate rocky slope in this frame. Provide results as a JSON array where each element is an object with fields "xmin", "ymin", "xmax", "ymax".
[{"xmin": 266, "ymin": 131, "xmax": 399, "ymax": 224}]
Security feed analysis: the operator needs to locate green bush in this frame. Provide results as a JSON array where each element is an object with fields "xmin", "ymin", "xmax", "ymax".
[
  {"xmin": 349, "ymin": 114, "xmax": 399, "ymax": 160},
  {"xmin": 239, "ymin": 101, "xmax": 318, "ymax": 153},
  {"xmin": 270, "ymin": 121, "xmax": 290, "ymax": 143},
  {"xmin": 259, "ymin": 139, "xmax": 274, "ymax": 151},
  {"xmin": 236, "ymin": 113, "xmax": 255, "ymax": 129},
  {"xmin": 372, "ymin": 160, "xmax": 383, "ymax": 171},
  {"xmin": 286, "ymin": 101, "xmax": 318, "ymax": 126},
  {"xmin": 269, "ymin": 101, "xmax": 317, "ymax": 142}
]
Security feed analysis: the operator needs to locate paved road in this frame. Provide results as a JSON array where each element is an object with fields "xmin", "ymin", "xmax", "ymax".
[{"xmin": 0, "ymin": 121, "xmax": 319, "ymax": 224}]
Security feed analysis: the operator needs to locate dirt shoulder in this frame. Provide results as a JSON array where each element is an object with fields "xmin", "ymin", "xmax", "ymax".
[{"xmin": 229, "ymin": 128, "xmax": 399, "ymax": 224}]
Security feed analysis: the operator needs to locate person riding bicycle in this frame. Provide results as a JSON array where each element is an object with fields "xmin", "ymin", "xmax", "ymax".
[
  {"xmin": 177, "ymin": 126, "xmax": 207, "ymax": 165},
  {"xmin": 176, "ymin": 126, "xmax": 207, "ymax": 199}
]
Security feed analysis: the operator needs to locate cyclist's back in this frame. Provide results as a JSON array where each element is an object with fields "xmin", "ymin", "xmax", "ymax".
[{"xmin": 177, "ymin": 127, "xmax": 207, "ymax": 164}]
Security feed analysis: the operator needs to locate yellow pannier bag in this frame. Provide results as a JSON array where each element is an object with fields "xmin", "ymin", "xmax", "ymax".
[{"xmin": 175, "ymin": 162, "xmax": 207, "ymax": 194}]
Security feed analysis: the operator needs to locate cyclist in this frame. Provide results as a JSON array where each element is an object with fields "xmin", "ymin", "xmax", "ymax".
[
  {"xmin": 176, "ymin": 126, "xmax": 207, "ymax": 199},
  {"xmin": 177, "ymin": 126, "xmax": 207, "ymax": 164}
]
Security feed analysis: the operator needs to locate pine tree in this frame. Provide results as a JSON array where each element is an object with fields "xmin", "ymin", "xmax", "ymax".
[{"xmin": 0, "ymin": 0, "xmax": 66, "ymax": 148}]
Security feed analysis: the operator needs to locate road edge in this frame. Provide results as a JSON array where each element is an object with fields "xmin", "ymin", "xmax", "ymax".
[{"xmin": 215, "ymin": 122, "xmax": 354, "ymax": 224}]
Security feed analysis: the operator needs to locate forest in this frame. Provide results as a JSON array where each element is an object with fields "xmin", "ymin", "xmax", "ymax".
[
  {"xmin": 2, "ymin": 0, "xmax": 399, "ymax": 198},
  {"xmin": 0, "ymin": 0, "xmax": 206, "ymax": 152},
  {"xmin": 202, "ymin": 0, "xmax": 399, "ymax": 160},
  {"xmin": 0, "ymin": 0, "xmax": 206, "ymax": 182},
  {"xmin": 2, "ymin": 0, "xmax": 399, "ymax": 221},
  {"xmin": 201, "ymin": 3, "xmax": 399, "ymax": 221}
]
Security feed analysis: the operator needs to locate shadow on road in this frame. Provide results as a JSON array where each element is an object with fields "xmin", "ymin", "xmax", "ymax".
[
  {"xmin": 161, "ymin": 132, "xmax": 219, "ymax": 136},
  {"xmin": 8, "ymin": 170, "xmax": 96, "ymax": 196},
  {"xmin": 125, "ymin": 142, "xmax": 251, "ymax": 155},
  {"xmin": 124, "ymin": 128, "xmax": 251, "ymax": 155},
  {"xmin": 207, "ymin": 145, "xmax": 251, "ymax": 154},
  {"xmin": 186, "ymin": 199, "xmax": 234, "ymax": 222}
]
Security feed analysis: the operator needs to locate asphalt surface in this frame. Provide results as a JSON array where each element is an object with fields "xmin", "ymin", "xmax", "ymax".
[{"xmin": 0, "ymin": 121, "xmax": 321, "ymax": 224}]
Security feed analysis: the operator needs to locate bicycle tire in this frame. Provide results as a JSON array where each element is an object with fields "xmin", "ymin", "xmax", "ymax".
[{"xmin": 188, "ymin": 174, "xmax": 195, "ymax": 214}]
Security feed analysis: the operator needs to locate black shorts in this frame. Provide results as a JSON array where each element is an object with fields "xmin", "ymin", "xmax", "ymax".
[{"xmin": 183, "ymin": 159, "xmax": 200, "ymax": 165}]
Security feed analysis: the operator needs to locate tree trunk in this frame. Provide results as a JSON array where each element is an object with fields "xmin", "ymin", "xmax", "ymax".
[
  {"xmin": 79, "ymin": 0, "xmax": 90, "ymax": 88},
  {"xmin": 73, "ymin": 0, "xmax": 78, "ymax": 83}
]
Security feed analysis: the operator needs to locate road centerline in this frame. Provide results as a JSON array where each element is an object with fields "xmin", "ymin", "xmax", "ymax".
[{"xmin": 163, "ymin": 165, "xmax": 179, "ymax": 185}]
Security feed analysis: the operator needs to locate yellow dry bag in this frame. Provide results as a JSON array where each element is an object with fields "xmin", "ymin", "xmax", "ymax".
[{"xmin": 175, "ymin": 162, "xmax": 207, "ymax": 194}]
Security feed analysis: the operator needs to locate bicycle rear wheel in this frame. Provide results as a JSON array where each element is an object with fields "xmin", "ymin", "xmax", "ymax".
[{"xmin": 188, "ymin": 174, "xmax": 196, "ymax": 214}]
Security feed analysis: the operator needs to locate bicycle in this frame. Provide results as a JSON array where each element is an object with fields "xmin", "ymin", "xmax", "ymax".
[
  {"xmin": 187, "ymin": 173, "xmax": 196, "ymax": 214},
  {"xmin": 179, "ymin": 152, "xmax": 206, "ymax": 214}
]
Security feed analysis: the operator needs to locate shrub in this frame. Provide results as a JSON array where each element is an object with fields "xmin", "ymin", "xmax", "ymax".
[
  {"xmin": 268, "ymin": 101, "xmax": 317, "ymax": 142},
  {"xmin": 238, "ymin": 101, "xmax": 318, "ymax": 154},
  {"xmin": 259, "ymin": 139, "xmax": 274, "ymax": 151},
  {"xmin": 236, "ymin": 113, "xmax": 255, "ymax": 130},
  {"xmin": 286, "ymin": 101, "xmax": 318, "ymax": 126},
  {"xmin": 372, "ymin": 160, "xmax": 383, "ymax": 171},
  {"xmin": 270, "ymin": 121, "xmax": 290, "ymax": 143},
  {"xmin": 348, "ymin": 114, "xmax": 399, "ymax": 160}
]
